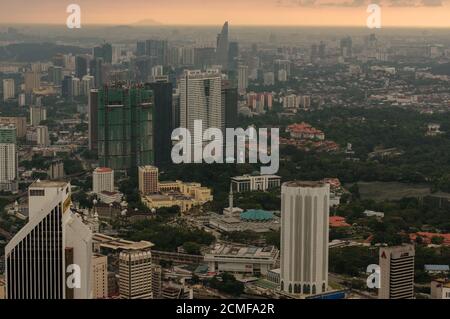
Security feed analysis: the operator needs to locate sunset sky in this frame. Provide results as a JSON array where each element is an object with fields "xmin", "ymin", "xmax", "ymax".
[{"xmin": 1, "ymin": 0, "xmax": 450, "ymax": 27}]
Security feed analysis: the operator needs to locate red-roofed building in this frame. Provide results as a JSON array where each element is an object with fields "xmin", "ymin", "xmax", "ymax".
[
  {"xmin": 410, "ymin": 232, "xmax": 450, "ymax": 245},
  {"xmin": 330, "ymin": 216, "xmax": 350, "ymax": 228},
  {"xmin": 286, "ymin": 122, "xmax": 325, "ymax": 141}
]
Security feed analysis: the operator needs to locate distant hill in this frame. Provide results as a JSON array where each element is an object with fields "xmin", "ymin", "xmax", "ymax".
[
  {"xmin": 0, "ymin": 43, "xmax": 89, "ymax": 62},
  {"xmin": 133, "ymin": 19, "xmax": 163, "ymax": 26}
]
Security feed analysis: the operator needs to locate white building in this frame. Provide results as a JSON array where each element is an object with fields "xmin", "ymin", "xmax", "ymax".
[
  {"xmin": 205, "ymin": 243, "xmax": 279, "ymax": 275},
  {"xmin": 280, "ymin": 181, "xmax": 330, "ymax": 295},
  {"xmin": 0, "ymin": 125, "xmax": 18, "ymax": 193},
  {"xmin": 93, "ymin": 167, "xmax": 114, "ymax": 195},
  {"xmin": 3, "ymin": 79, "xmax": 15, "ymax": 101},
  {"xmin": 179, "ymin": 69, "xmax": 223, "ymax": 144},
  {"xmin": 91, "ymin": 254, "xmax": 108, "ymax": 299},
  {"xmin": 30, "ymin": 106, "xmax": 47, "ymax": 127},
  {"xmin": 263, "ymin": 72, "xmax": 275, "ymax": 86},
  {"xmin": 231, "ymin": 173, "xmax": 281, "ymax": 193},
  {"xmin": 379, "ymin": 244, "xmax": 415, "ymax": 299},
  {"xmin": 5, "ymin": 181, "xmax": 93, "ymax": 299}
]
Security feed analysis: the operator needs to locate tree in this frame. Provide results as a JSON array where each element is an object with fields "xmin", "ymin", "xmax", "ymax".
[{"xmin": 431, "ymin": 236, "xmax": 444, "ymax": 245}]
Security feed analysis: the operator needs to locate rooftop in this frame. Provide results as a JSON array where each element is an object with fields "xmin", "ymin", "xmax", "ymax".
[
  {"xmin": 208, "ymin": 243, "xmax": 278, "ymax": 259},
  {"xmin": 29, "ymin": 180, "xmax": 68, "ymax": 188},
  {"xmin": 283, "ymin": 181, "xmax": 327, "ymax": 188},
  {"xmin": 240, "ymin": 209, "xmax": 274, "ymax": 221},
  {"xmin": 93, "ymin": 233, "xmax": 154, "ymax": 251}
]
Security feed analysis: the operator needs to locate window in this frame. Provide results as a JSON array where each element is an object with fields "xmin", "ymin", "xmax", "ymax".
[{"xmin": 30, "ymin": 189, "xmax": 45, "ymax": 196}]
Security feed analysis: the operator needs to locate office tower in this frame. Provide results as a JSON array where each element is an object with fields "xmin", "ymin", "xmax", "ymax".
[
  {"xmin": 136, "ymin": 41, "xmax": 146, "ymax": 56},
  {"xmin": 274, "ymin": 59, "xmax": 291, "ymax": 78},
  {"xmin": 89, "ymin": 58, "xmax": 103, "ymax": 88},
  {"xmin": 36, "ymin": 125, "xmax": 49, "ymax": 147},
  {"xmin": 237, "ymin": 65, "xmax": 248, "ymax": 94},
  {"xmin": 181, "ymin": 47, "xmax": 195, "ymax": 66},
  {"xmin": 81, "ymin": 75, "xmax": 95, "ymax": 96},
  {"xmin": 62, "ymin": 75, "xmax": 74, "ymax": 98},
  {"xmin": 146, "ymin": 80, "xmax": 173, "ymax": 166},
  {"xmin": 132, "ymin": 56, "xmax": 153, "ymax": 82},
  {"xmin": 3, "ymin": 79, "xmax": 15, "ymax": 101},
  {"xmin": 151, "ymin": 265, "xmax": 162, "ymax": 299},
  {"xmin": 280, "ymin": 181, "xmax": 330, "ymax": 295},
  {"xmin": 88, "ymin": 89, "xmax": 99, "ymax": 152},
  {"xmin": 138, "ymin": 165, "xmax": 159, "ymax": 195},
  {"xmin": 5, "ymin": 181, "xmax": 93, "ymax": 299},
  {"xmin": 97, "ymin": 84, "xmax": 154, "ymax": 172},
  {"xmin": 179, "ymin": 70, "xmax": 223, "ymax": 147},
  {"xmin": 91, "ymin": 254, "xmax": 108, "ymax": 299},
  {"xmin": 216, "ymin": 21, "xmax": 229, "ymax": 70},
  {"xmin": 0, "ymin": 125, "xmax": 18, "ymax": 193},
  {"xmin": 194, "ymin": 47, "xmax": 216, "ymax": 70},
  {"xmin": 119, "ymin": 250, "xmax": 153, "ymax": 299},
  {"xmin": 379, "ymin": 244, "xmax": 415, "ymax": 299},
  {"xmin": 340, "ymin": 37, "xmax": 353, "ymax": 58},
  {"xmin": 0, "ymin": 117, "xmax": 26, "ymax": 138},
  {"xmin": 228, "ymin": 41, "xmax": 239, "ymax": 71},
  {"xmin": 222, "ymin": 80, "xmax": 238, "ymax": 128},
  {"xmin": 167, "ymin": 46, "xmax": 181, "ymax": 67},
  {"xmin": 75, "ymin": 55, "xmax": 88, "ymax": 79},
  {"xmin": 94, "ymin": 43, "xmax": 113, "ymax": 64},
  {"xmin": 145, "ymin": 39, "xmax": 168, "ymax": 66},
  {"xmin": 48, "ymin": 66, "xmax": 63, "ymax": 85},
  {"xmin": 30, "ymin": 106, "xmax": 47, "ymax": 127},
  {"xmin": 72, "ymin": 77, "xmax": 81, "ymax": 97},
  {"xmin": 172, "ymin": 89, "xmax": 180, "ymax": 129},
  {"xmin": 24, "ymin": 71, "xmax": 41, "ymax": 93},
  {"xmin": 93, "ymin": 167, "xmax": 114, "ymax": 194},
  {"xmin": 47, "ymin": 160, "xmax": 64, "ymax": 180}
]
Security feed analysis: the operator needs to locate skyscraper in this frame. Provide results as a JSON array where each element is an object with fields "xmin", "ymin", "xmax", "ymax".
[
  {"xmin": 75, "ymin": 55, "xmax": 88, "ymax": 79},
  {"xmin": 0, "ymin": 125, "xmax": 18, "ymax": 193},
  {"xmin": 30, "ymin": 106, "xmax": 47, "ymax": 127},
  {"xmin": 24, "ymin": 71, "xmax": 41, "ymax": 93},
  {"xmin": 89, "ymin": 58, "xmax": 103, "ymax": 88},
  {"xmin": 5, "ymin": 181, "xmax": 93, "ymax": 299},
  {"xmin": 228, "ymin": 41, "xmax": 239, "ymax": 71},
  {"xmin": 379, "ymin": 244, "xmax": 415, "ymax": 299},
  {"xmin": 145, "ymin": 39, "xmax": 168, "ymax": 66},
  {"xmin": 216, "ymin": 22, "xmax": 229, "ymax": 70},
  {"xmin": 221, "ymin": 80, "xmax": 238, "ymax": 129},
  {"xmin": 146, "ymin": 80, "xmax": 173, "ymax": 166},
  {"xmin": 97, "ymin": 84, "xmax": 154, "ymax": 172},
  {"xmin": 237, "ymin": 64, "xmax": 248, "ymax": 94},
  {"xmin": 280, "ymin": 181, "xmax": 330, "ymax": 296},
  {"xmin": 119, "ymin": 250, "xmax": 153, "ymax": 299},
  {"xmin": 3, "ymin": 79, "xmax": 15, "ymax": 101},
  {"xmin": 179, "ymin": 69, "xmax": 223, "ymax": 146},
  {"xmin": 89, "ymin": 89, "xmax": 99, "ymax": 152},
  {"xmin": 94, "ymin": 43, "xmax": 113, "ymax": 64}
]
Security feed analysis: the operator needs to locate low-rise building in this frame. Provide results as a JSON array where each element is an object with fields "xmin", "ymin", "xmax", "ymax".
[
  {"xmin": 231, "ymin": 173, "xmax": 281, "ymax": 193},
  {"xmin": 431, "ymin": 278, "xmax": 450, "ymax": 299},
  {"xmin": 205, "ymin": 243, "xmax": 279, "ymax": 276}
]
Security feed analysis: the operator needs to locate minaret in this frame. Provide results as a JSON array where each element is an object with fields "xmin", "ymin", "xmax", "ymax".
[{"xmin": 229, "ymin": 183, "xmax": 234, "ymax": 210}]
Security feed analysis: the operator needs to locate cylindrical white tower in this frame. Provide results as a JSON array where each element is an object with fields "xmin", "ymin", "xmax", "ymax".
[{"xmin": 280, "ymin": 181, "xmax": 330, "ymax": 295}]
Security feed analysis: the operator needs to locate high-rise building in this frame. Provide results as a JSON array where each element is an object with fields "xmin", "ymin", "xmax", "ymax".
[
  {"xmin": 0, "ymin": 117, "xmax": 26, "ymax": 138},
  {"xmin": 181, "ymin": 47, "xmax": 195, "ymax": 66},
  {"xmin": 237, "ymin": 65, "xmax": 248, "ymax": 94},
  {"xmin": 145, "ymin": 39, "xmax": 168, "ymax": 66},
  {"xmin": 138, "ymin": 165, "xmax": 159, "ymax": 195},
  {"xmin": 146, "ymin": 80, "xmax": 173, "ymax": 166},
  {"xmin": 136, "ymin": 41, "xmax": 146, "ymax": 56},
  {"xmin": 151, "ymin": 265, "xmax": 162, "ymax": 299},
  {"xmin": 228, "ymin": 42, "xmax": 239, "ymax": 71},
  {"xmin": 24, "ymin": 71, "xmax": 41, "ymax": 93},
  {"xmin": 75, "ymin": 55, "xmax": 88, "ymax": 79},
  {"xmin": 221, "ymin": 80, "xmax": 238, "ymax": 128},
  {"xmin": 47, "ymin": 160, "xmax": 64, "ymax": 180},
  {"xmin": 216, "ymin": 22, "xmax": 229, "ymax": 70},
  {"xmin": 88, "ymin": 89, "xmax": 99, "ymax": 152},
  {"xmin": 94, "ymin": 43, "xmax": 113, "ymax": 64},
  {"xmin": 280, "ymin": 181, "xmax": 330, "ymax": 295},
  {"xmin": 119, "ymin": 250, "xmax": 153, "ymax": 299},
  {"xmin": 81, "ymin": 75, "xmax": 95, "ymax": 96},
  {"xmin": 36, "ymin": 125, "xmax": 50, "ymax": 147},
  {"xmin": 340, "ymin": 37, "xmax": 353, "ymax": 58},
  {"xmin": 93, "ymin": 167, "xmax": 114, "ymax": 194},
  {"xmin": 48, "ymin": 66, "xmax": 63, "ymax": 85},
  {"xmin": 3, "ymin": 79, "xmax": 15, "ymax": 101},
  {"xmin": 379, "ymin": 244, "xmax": 415, "ymax": 299},
  {"xmin": 30, "ymin": 106, "xmax": 47, "ymax": 127},
  {"xmin": 91, "ymin": 254, "xmax": 108, "ymax": 299},
  {"xmin": 172, "ymin": 89, "xmax": 180, "ymax": 129},
  {"xmin": 0, "ymin": 125, "xmax": 18, "ymax": 193},
  {"xmin": 179, "ymin": 69, "xmax": 223, "ymax": 147},
  {"xmin": 89, "ymin": 58, "xmax": 103, "ymax": 88},
  {"xmin": 97, "ymin": 84, "xmax": 154, "ymax": 172},
  {"xmin": 5, "ymin": 181, "xmax": 93, "ymax": 299},
  {"xmin": 194, "ymin": 47, "xmax": 216, "ymax": 70}
]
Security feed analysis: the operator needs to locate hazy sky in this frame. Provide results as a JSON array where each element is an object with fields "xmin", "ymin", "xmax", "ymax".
[{"xmin": 1, "ymin": 0, "xmax": 450, "ymax": 27}]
